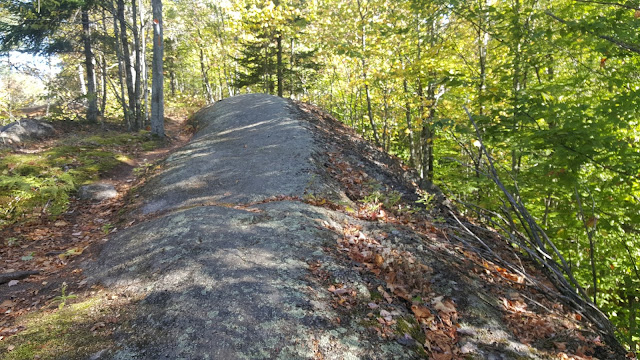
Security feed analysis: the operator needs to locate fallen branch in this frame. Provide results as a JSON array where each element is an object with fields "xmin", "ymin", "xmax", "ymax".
[
  {"xmin": 0, "ymin": 270, "xmax": 40, "ymax": 285},
  {"xmin": 462, "ymin": 105, "xmax": 626, "ymax": 355}
]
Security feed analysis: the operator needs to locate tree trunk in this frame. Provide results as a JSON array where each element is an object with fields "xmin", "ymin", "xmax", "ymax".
[
  {"xmin": 113, "ymin": 6, "xmax": 129, "ymax": 125},
  {"xmin": 276, "ymin": 34, "xmax": 283, "ymax": 97},
  {"xmin": 421, "ymin": 81, "xmax": 436, "ymax": 182},
  {"xmin": 82, "ymin": 8, "xmax": 98, "ymax": 123},
  {"xmin": 199, "ymin": 47, "xmax": 214, "ymax": 103},
  {"xmin": 475, "ymin": 0, "xmax": 489, "ymax": 178},
  {"xmin": 139, "ymin": 0, "xmax": 149, "ymax": 126},
  {"xmin": 169, "ymin": 69, "xmax": 176, "ymax": 96},
  {"xmin": 151, "ymin": 0, "xmax": 164, "ymax": 137},
  {"xmin": 99, "ymin": 10, "xmax": 108, "ymax": 118},
  {"xmin": 131, "ymin": 0, "xmax": 142, "ymax": 130},
  {"xmin": 403, "ymin": 78, "xmax": 415, "ymax": 167},
  {"xmin": 356, "ymin": 0, "xmax": 381, "ymax": 147},
  {"xmin": 78, "ymin": 63, "xmax": 86, "ymax": 96},
  {"xmin": 117, "ymin": 0, "xmax": 135, "ymax": 130}
]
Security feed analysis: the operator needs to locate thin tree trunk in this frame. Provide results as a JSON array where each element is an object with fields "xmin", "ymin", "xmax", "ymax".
[
  {"xmin": 476, "ymin": 0, "xmax": 489, "ymax": 177},
  {"xmin": 99, "ymin": 54, "xmax": 107, "ymax": 119},
  {"xmin": 131, "ymin": 0, "xmax": 142, "ymax": 130},
  {"xmin": 113, "ymin": 7, "xmax": 129, "ymax": 125},
  {"xmin": 511, "ymin": 0, "xmax": 522, "ymax": 176},
  {"xmin": 356, "ymin": 0, "xmax": 380, "ymax": 147},
  {"xmin": 403, "ymin": 78, "xmax": 415, "ymax": 167},
  {"xmin": 151, "ymin": 0, "xmax": 164, "ymax": 137},
  {"xmin": 276, "ymin": 34, "xmax": 283, "ymax": 97},
  {"xmin": 139, "ymin": 0, "xmax": 149, "ymax": 126},
  {"xmin": 82, "ymin": 8, "xmax": 98, "ymax": 123},
  {"xmin": 117, "ymin": 0, "xmax": 135, "ymax": 130},
  {"xmin": 290, "ymin": 38, "xmax": 295, "ymax": 95},
  {"xmin": 415, "ymin": 20, "xmax": 425, "ymax": 178},
  {"xmin": 575, "ymin": 185, "xmax": 598, "ymax": 305},
  {"xmin": 421, "ymin": 82, "xmax": 435, "ymax": 181},
  {"xmin": 169, "ymin": 69, "xmax": 176, "ymax": 96},
  {"xmin": 199, "ymin": 47, "xmax": 214, "ymax": 103},
  {"xmin": 99, "ymin": 10, "xmax": 108, "ymax": 118},
  {"xmin": 78, "ymin": 63, "xmax": 86, "ymax": 96}
]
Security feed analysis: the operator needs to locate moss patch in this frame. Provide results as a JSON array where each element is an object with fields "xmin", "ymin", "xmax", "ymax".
[
  {"xmin": 0, "ymin": 296, "xmax": 120, "ymax": 360},
  {"xmin": 0, "ymin": 131, "xmax": 162, "ymax": 229}
]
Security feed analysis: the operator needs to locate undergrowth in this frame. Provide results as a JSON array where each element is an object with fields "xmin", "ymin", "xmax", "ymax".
[{"xmin": 0, "ymin": 129, "xmax": 161, "ymax": 229}]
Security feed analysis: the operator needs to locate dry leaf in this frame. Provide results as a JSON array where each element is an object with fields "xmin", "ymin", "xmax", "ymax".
[
  {"xmin": 411, "ymin": 304, "xmax": 431, "ymax": 319},
  {"xmin": 91, "ymin": 322, "xmax": 106, "ymax": 332},
  {"xmin": 54, "ymin": 220, "xmax": 68, "ymax": 227},
  {"xmin": 374, "ymin": 254, "xmax": 384, "ymax": 267},
  {"xmin": 434, "ymin": 298, "xmax": 456, "ymax": 314}
]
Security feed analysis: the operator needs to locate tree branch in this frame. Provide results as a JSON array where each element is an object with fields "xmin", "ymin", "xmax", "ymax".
[
  {"xmin": 545, "ymin": 10, "xmax": 640, "ymax": 55},
  {"xmin": 574, "ymin": 0, "xmax": 640, "ymax": 11}
]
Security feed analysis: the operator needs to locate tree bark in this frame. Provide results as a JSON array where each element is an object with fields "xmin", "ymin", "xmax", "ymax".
[
  {"xmin": 131, "ymin": 0, "xmax": 142, "ymax": 130},
  {"xmin": 199, "ymin": 47, "xmax": 214, "ymax": 103},
  {"xmin": 151, "ymin": 0, "xmax": 164, "ymax": 137},
  {"xmin": 113, "ymin": 6, "xmax": 129, "ymax": 125},
  {"xmin": 82, "ymin": 8, "xmax": 98, "ymax": 123},
  {"xmin": 356, "ymin": 0, "xmax": 381, "ymax": 147},
  {"xmin": 139, "ymin": 0, "xmax": 149, "ymax": 126},
  {"xmin": 403, "ymin": 78, "xmax": 415, "ymax": 167},
  {"xmin": 276, "ymin": 34, "xmax": 283, "ymax": 97},
  {"xmin": 117, "ymin": 0, "xmax": 135, "ymax": 130},
  {"xmin": 99, "ymin": 10, "xmax": 108, "ymax": 118}
]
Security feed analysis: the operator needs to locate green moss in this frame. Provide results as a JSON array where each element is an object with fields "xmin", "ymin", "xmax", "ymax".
[
  {"xmin": 0, "ymin": 130, "xmax": 163, "ymax": 229},
  {"xmin": 0, "ymin": 297, "xmax": 116, "ymax": 360},
  {"xmin": 369, "ymin": 290, "xmax": 383, "ymax": 301},
  {"xmin": 395, "ymin": 317, "xmax": 426, "ymax": 345}
]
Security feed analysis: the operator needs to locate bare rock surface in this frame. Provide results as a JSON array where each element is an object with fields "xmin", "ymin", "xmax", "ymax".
[
  {"xmin": 85, "ymin": 94, "xmax": 573, "ymax": 359},
  {"xmin": 78, "ymin": 183, "xmax": 118, "ymax": 201},
  {"xmin": 0, "ymin": 118, "xmax": 55, "ymax": 145},
  {"xmin": 87, "ymin": 94, "xmax": 418, "ymax": 359},
  {"xmin": 138, "ymin": 94, "xmax": 320, "ymax": 215}
]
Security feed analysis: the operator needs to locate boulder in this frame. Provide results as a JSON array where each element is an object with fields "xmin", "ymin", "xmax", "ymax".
[
  {"xmin": 78, "ymin": 183, "xmax": 117, "ymax": 201},
  {"xmin": 0, "ymin": 118, "xmax": 55, "ymax": 145}
]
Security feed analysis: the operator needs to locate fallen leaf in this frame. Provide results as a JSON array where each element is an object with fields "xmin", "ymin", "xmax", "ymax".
[
  {"xmin": 554, "ymin": 342, "xmax": 567, "ymax": 351},
  {"xmin": 411, "ymin": 304, "xmax": 432, "ymax": 319},
  {"xmin": 8, "ymin": 280, "xmax": 19, "ymax": 287},
  {"xmin": 54, "ymin": 220, "xmax": 68, "ymax": 227},
  {"xmin": 91, "ymin": 322, "xmax": 106, "ymax": 331},
  {"xmin": 374, "ymin": 254, "xmax": 384, "ymax": 267},
  {"xmin": 434, "ymin": 298, "xmax": 456, "ymax": 314},
  {"xmin": 7, "ymin": 345, "xmax": 15, "ymax": 351}
]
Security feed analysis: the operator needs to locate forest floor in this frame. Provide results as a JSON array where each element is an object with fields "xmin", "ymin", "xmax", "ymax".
[
  {"xmin": 0, "ymin": 95, "xmax": 627, "ymax": 359},
  {"xmin": 0, "ymin": 109, "xmax": 193, "ymax": 356}
]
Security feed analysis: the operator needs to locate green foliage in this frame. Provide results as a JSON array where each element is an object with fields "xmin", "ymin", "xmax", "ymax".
[
  {"xmin": 52, "ymin": 282, "xmax": 77, "ymax": 309},
  {"xmin": 306, "ymin": 0, "xmax": 640, "ymax": 350},
  {"xmin": 0, "ymin": 131, "xmax": 159, "ymax": 229}
]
